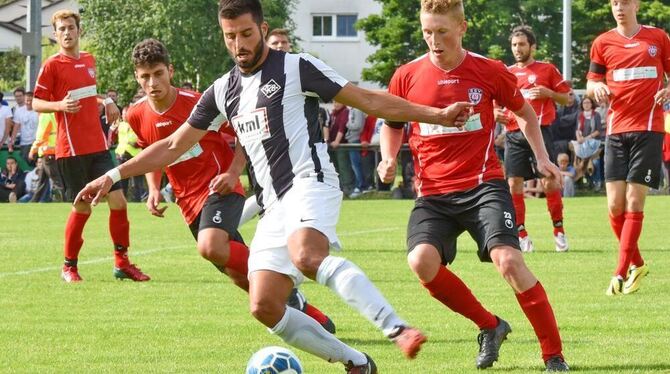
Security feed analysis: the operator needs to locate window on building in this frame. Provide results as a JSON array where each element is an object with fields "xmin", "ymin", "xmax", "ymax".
[{"xmin": 312, "ymin": 14, "xmax": 358, "ymax": 38}]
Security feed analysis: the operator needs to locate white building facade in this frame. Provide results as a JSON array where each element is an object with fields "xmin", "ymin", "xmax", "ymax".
[{"xmin": 292, "ymin": 0, "xmax": 382, "ymax": 89}]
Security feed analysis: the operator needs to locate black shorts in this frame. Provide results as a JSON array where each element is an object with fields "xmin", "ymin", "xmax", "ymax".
[
  {"xmin": 407, "ymin": 179, "xmax": 520, "ymax": 264},
  {"xmin": 57, "ymin": 151, "xmax": 122, "ymax": 201},
  {"xmin": 504, "ymin": 127, "xmax": 556, "ymax": 180},
  {"xmin": 604, "ymin": 131, "xmax": 664, "ymax": 188},
  {"xmin": 188, "ymin": 193, "xmax": 245, "ymax": 243}
]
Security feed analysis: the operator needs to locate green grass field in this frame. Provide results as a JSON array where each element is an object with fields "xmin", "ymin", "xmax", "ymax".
[{"xmin": 1, "ymin": 196, "xmax": 669, "ymax": 373}]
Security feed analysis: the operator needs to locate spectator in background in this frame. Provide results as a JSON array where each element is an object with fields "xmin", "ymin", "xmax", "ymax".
[
  {"xmin": 106, "ymin": 88, "xmax": 120, "ymax": 105},
  {"xmin": 346, "ymin": 106, "xmax": 366, "ymax": 197},
  {"xmin": 115, "ymin": 107, "xmax": 145, "ymax": 202},
  {"xmin": 29, "ymin": 112, "xmax": 64, "ymax": 201},
  {"xmin": 0, "ymin": 92, "xmax": 12, "ymax": 149},
  {"xmin": 7, "ymin": 87, "xmax": 26, "ymax": 152},
  {"xmin": 181, "ymin": 81, "xmax": 194, "ymax": 91},
  {"xmin": 360, "ymin": 113, "xmax": 378, "ymax": 191},
  {"xmin": 325, "ymin": 101, "xmax": 353, "ymax": 195},
  {"xmin": 551, "ymin": 89, "xmax": 579, "ymax": 158},
  {"xmin": 19, "ymin": 157, "xmax": 51, "ymax": 203},
  {"xmin": 557, "ymin": 153, "xmax": 575, "ymax": 197},
  {"xmin": 0, "ymin": 156, "xmax": 26, "ymax": 202},
  {"xmin": 266, "ymin": 28, "xmax": 291, "ymax": 52},
  {"xmin": 571, "ymin": 96, "xmax": 604, "ymax": 188},
  {"xmin": 10, "ymin": 91, "xmax": 39, "ymax": 166}
]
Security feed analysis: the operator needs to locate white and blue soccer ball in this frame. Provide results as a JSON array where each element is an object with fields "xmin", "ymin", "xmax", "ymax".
[{"xmin": 245, "ymin": 346, "xmax": 303, "ymax": 374}]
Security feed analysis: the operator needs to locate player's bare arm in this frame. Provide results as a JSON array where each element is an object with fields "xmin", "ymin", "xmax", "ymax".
[
  {"xmin": 653, "ymin": 81, "xmax": 670, "ymax": 105},
  {"xmin": 586, "ymin": 79, "xmax": 612, "ymax": 105},
  {"xmin": 210, "ymin": 139, "xmax": 246, "ymax": 195},
  {"xmin": 528, "ymin": 85, "xmax": 569, "ymax": 106},
  {"xmin": 334, "ymin": 83, "xmax": 473, "ymax": 128},
  {"xmin": 97, "ymin": 97, "xmax": 120, "ymax": 124},
  {"xmin": 145, "ymin": 170, "xmax": 167, "ymax": 218},
  {"xmin": 75, "ymin": 122, "xmax": 207, "ymax": 205},
  {"xmin": 513, "ymin": 102, "xmax": 563, "ymax": 185},
  {"xmin": 377, "ymin": 124, "xmax": 404, "ymax": 184},
  {"xmin": 32, "ymin": 94, "xmax": 82, "ymax": 114}
]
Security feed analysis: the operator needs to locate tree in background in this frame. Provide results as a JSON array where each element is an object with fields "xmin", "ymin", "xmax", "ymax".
[
  {"xmin": 359, "ymin": 0, "xmax": 670, "ymax": 87},
  {"xmin": 0, "ymin": 48, "xmax": 24, "ymax": 93},
  {"xmin": 77, "ymin": 0, "xmax": 295, "ymax": 105}
]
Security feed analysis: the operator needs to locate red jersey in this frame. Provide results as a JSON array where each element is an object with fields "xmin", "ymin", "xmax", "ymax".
[
  {"xmin": 508, "ymin": 61, "xmax": 570, "ymax": 127},
  {"xmin": 587, "ymin": 26, "xmax": 670, "ymax": 135},
  {"xmin": 34, "ymin": 52, "xmax": 107, "ymax": 158},
  {"xmin": 126, "ymin": 88, "xmax": 245, "ymax": 224},
  {"xmin": 388, "ymin": 52, "xmax": 525, "ymax": 196}
]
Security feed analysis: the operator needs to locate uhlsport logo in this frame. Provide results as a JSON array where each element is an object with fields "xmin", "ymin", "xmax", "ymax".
[
  {"xmin": 260, "ymin": 79, "xmax": 282, "ymax": 99},
  {"xmin": 648, "ymin": 45, "xmax": 658, "ymax": 57},
  {"xmin": 468, "ymin": 88, "xmax": 484, "ymax": 105}
]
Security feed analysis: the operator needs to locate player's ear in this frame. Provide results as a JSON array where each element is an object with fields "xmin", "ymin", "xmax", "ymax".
[
  {"xmin": 261, "ymin": 22, "xmax": 268, "ymax": 39},
  {"xmin": 168, "ymin": 64, "xmax": 174, "ymax": 79}
]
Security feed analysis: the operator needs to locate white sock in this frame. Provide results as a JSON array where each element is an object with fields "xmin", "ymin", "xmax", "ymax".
[
  {"xmin": 238, "ymin": 196, "xmax": 261, "ymax": 227},
  {"xmin": 316, "ymin": 255, "xmax": 406, "ymax": 336},
  {"xmin": 270, "ymin": 307, "xmax": 367, "ymax": 365}
]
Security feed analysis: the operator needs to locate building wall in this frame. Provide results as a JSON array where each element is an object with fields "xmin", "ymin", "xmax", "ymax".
[{"xmin": 292, "ymin": 0, "xmax": 382, "ymax": 89}]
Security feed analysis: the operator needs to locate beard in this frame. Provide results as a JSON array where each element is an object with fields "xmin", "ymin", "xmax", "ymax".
[
  {"xmin": 515, "ymin": 51, "xmax": 530, "ymax": 63},
  {"xmin": 229, "ymin": 35, "xmax": 265, "ymax": 71}
]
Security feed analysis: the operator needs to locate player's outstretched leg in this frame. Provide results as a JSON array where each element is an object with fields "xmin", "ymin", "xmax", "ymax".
[
  {"xmin": 107, "ymin": 191, "xmax": 150, "ymax": 281},
  {"xmin": 250, "ymin": 270, "xmax": 376, "ymax": 373},
  {"xmin": 491, "ymin": 246, "xmax": 568, "ymax": 371}
]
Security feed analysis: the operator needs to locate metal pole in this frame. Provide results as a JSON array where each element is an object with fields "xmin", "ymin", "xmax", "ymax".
[
  {"xmin": 25, "ymin": 0, "xmax": 42, "ymax": 90},
  {"xmin": 562, "ymin": 0, "xmax": 572, "ymax": 81}
]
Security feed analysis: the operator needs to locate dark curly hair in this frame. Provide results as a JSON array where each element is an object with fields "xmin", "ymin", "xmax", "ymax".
[
  {"xmin": 132, "ymin": 38, "xmax": 170, "ymax": 67},
  {"xmin": 509, "ymin": 25, "xmax": 536, "ymax": 47}
]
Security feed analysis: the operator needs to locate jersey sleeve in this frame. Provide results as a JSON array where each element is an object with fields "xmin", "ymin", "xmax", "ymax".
[
  {"xmin": 385, "ymin": 67, "xmax": 408, "ymax": 129},
  {"xmin": 587, "ymin": 37, "xmax": 607, "ymax": 81},
  {"xmin": 661, "ymin": 29, "xmax": 670, "ymax": 76},
  {"xmin": 494, "ymin": 63, "xmax": 525, "ymax": 112},
  {"xmin": 125, "ymin": 108, "xmax": 148, "ymax": 149},
  {"xmin": 550, "ymin": 66, "xmax": 571, "ymax": 93},
  {"xmin": 34, "ymin": 60, "xmax": 54, "ymax": 101},
  {"xmin": 298, "ymin": 53, "xmax": 348, "ymax": 102},
  {"xmin": 187, "ymin": 83, "xmax": 227, "ymax": 132}
]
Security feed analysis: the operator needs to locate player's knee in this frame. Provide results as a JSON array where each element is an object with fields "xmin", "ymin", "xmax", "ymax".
[
  {"xmin": 291, "ymin": 248, "xmax": 325, "ymax": 275},
  {"xmin": 249, "ymin": 297, "xmax": 284, "ymax": 326},
  {"xmin": 197, "ymin": 238, "xmax": 228, "ymax": 263},
  {"xmin": 608, "ymin": 203, "xmax": 625, "ymax": 217},
  {"xmin": 407, "ymin": 244, "xmax": 440, "ymax": 281},
  {"xmin": 492, "ymin": 247, "xmax": 524, "ymax": 277}
]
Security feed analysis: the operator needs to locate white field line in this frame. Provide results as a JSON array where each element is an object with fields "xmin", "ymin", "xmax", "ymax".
[{"xmin": 0, "ymin": 227, "xmax": 402, "ymax": 278}]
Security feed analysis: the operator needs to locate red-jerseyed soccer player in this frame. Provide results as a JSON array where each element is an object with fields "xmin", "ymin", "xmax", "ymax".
[
  {"xmin": 32, "ymin": 10, "xmax": 149, "ymax": 282},
  {"xmin": 378, "ymin": 0, "xmax": 569, "ymax": 371},
  {"xmin": 503, "ymin": 25, "xmax": 571, "ymax": 253},
  {"xmin": 126, "ymin": 38, "xmax": 334, "ymax": 332},
  {"xmin": 586, "ymin": 0, "xmax": 670, "ymax": 296}
]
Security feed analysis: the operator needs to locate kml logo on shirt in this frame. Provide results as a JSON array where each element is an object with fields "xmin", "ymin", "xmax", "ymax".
[
  {"xmin": 648, "ymin": 45, "xmax": 658, "ymax": 57},
  {"xmin": 231, "ymin": 107, "xmax": 271, "ymax": 147},
  {"xmin": 468, "ymin": 88, "xmax": 484, "ymax": 105},
  {"xmin": 260, "ymin": 79, "xmax": 282, "ymax": 99}
]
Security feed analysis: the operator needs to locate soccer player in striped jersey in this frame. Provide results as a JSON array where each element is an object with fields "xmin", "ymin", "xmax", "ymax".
[{"xmin": 586, "ymin": 0, "xmax": 670, "ymax": 296}]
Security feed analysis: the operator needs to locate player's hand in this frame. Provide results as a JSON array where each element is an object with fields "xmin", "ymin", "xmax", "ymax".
[
  {"xmin": 59, "ymin": 93, "xmax": 82, "ymax": 113},
  {"xmin": 74, "ymin": 175, "xmax": 113, "ymax": 206},
  {"xmin": 146, "ymin": 189, "xmax": 168, "ymax": 218},
  {"xmin": 527, "ymin": 85, "xmax": 552, "ymax": 100},
  {"xmin": 377, "ymin": 158, "xmax": 397, "ymax": 184},
  {"xmin": 105, "ymin": 102, "xmax": 120, "ymax": 125},
  {"xmin": 440, "ymin": 101, "xmax": 474, "ymax": 128},
  {"xmin": 210, "ymin": 172, "xmax": 237, "ymax": 195},
  {"xmin": 592, "ymin": 82, "xmax": 612, "ymax": 105},
  {"xmin": 653, "ymin": 87, "xmax": 670, "ymax": 105},
  {"xmin": 494, "ymin": 108, "xmax": 509, "ymax": 124},
  {"xmin": 536, "ymin": 157, "xmax": 564, "ymax": 189}
]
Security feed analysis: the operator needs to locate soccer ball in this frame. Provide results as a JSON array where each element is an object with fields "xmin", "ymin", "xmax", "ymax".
[{"xmin": 245, "ymin": 346, "xmax": 303, "ymax": 374}]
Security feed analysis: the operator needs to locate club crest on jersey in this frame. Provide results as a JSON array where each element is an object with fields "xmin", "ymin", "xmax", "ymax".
[
  {"xmin": 528, "ymin": 74, "xmax": 537, "ymax": 84},
  {"xmin": 468, "ymin": 88, "xmax": 484, "ymax": 105},
  {"xmin": 648, "ymin": 45, "xmax": 658, "ymax": 57},
  {"xmin": 260, "ymin": 79, "xmax": 282, "ymax": 99},
  {"xmin": 88, "ymin": 68, "xmax": 96, "ymax": 78}
]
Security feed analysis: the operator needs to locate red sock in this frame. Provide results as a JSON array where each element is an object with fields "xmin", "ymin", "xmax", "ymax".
[
  {"xmin": 64, "ymin": 211, "xmax": 90, "ymax": 264},
  {"xmin": 515, "ymin": 282, "xmax": 563, "ymax": 362},
  {"xmin": 109, "ymin": 209, "xmax": 131, "ymax": 268},
  {"xmin": 610, "ymin": 213, "xmax": 644, "ymax": 268},
  {"xmin": 226, "ymin": 240, "xmax": 249, "ymax": 276},
  {"xmin": 512, "ymin": 193, "xmax": 527, "ymax": 237},
  {"xmin": 545, "ymin": 190, "xmax": 564, "ymax": 235},
  {"xmin": 615, "ymin": 212, "xmax": 644, "ymax": 278},
  {"xmin": 421, "ymin": 266, "xmax": 497, "ymax": 330}
]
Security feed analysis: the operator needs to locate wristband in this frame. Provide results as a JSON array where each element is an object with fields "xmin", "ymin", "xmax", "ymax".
[
  {"xmin": 104, "ymin": 168, "xmax": 121, "ymax": 184},
  {"xmin": 103, "ymin": 97, "xmax": 114, "ymax": 106}
]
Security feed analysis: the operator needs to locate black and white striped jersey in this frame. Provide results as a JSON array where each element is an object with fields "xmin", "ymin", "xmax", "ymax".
[{"xmin": 187, "ymin": 49, "xmax": 348, "ymax": 212}]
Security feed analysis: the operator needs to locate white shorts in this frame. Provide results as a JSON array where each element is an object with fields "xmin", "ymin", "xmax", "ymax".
[{"xmin": 247, "ymin": 179, "xmax": 343, "ymax": 286}]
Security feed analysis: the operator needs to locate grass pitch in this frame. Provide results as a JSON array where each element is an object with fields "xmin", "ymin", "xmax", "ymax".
[{"xmin": 1, "ymin": 196, "xmax": 669, "ymax": 373}]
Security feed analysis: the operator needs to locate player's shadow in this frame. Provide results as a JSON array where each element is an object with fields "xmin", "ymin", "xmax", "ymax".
[
  {"xmin": 500, "ymin": 364, "xmax": 670, "ymax": 372},
  {"xmin": 341, "ymin": 337, "xmax": 472, "ymax": 346}
]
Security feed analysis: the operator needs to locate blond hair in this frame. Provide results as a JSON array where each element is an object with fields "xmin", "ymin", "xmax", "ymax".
[
  {"xmin": 51, "ymin": 10, "xmax": 81, "ymax": 30},
  {"xmin": 421, "ymin": 0, "xmax": 465, "ymax": 21}
]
